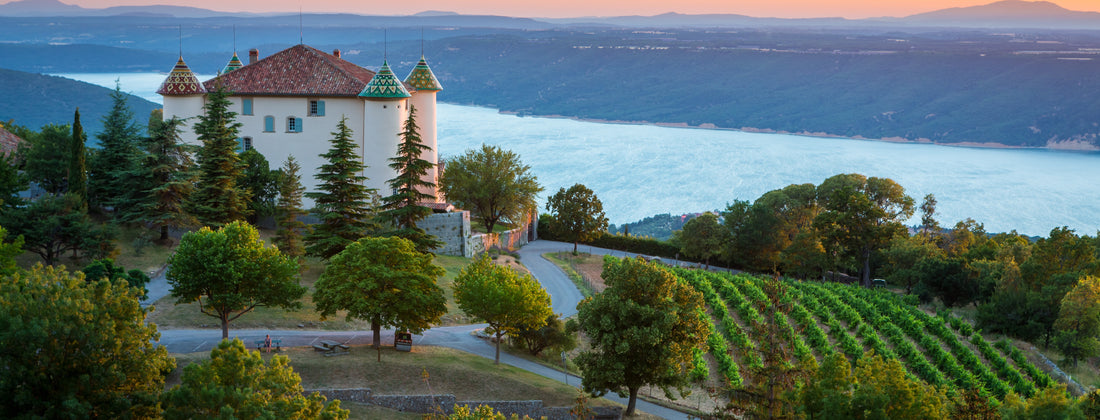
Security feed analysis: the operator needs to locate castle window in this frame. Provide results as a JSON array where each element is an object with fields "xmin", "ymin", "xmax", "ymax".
[
  {"xmin": 309, "ymin": 100, "xmax": 325, "ymax": 116},
  {"xmin": 243, "ymin": 137, "xmax": 253, "ymax": 151},
  {"xmin": 287, "ymin": 116, "xmax": 302, "ymax": 133},
  {"xmin": 242, "ymin": 98, "xmax": 254, "ymax": 115},
  {"xmin": 263, "ymin": 116, "xmax": 275, "ymax": 132}
]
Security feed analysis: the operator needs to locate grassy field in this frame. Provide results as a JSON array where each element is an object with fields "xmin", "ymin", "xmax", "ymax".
[
  {"xmin": 147, "ymin": 254, "xmax": 476, "ymax": 330},
  {"xmin": 166, "ymin": 344, "xmax": 657, "ymax": 419}
]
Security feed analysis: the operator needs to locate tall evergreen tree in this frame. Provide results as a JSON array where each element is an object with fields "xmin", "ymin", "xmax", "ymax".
[
  {"xmin": 69, "ymin": 108, "xmax": 87, "ymax": 207},
  {"xmin": 238, "ymin": 148, "xmax": 280, "ymax": 225},
  {"xmin": 305, "ymin": 116, "xmax": 378, "ymax": 259},
  {"xmin": 90, "ymin": 82, "xmax": 143, "ymax": 213},
  {"xmin": 23, "ymin": 124, "xmax": 71, "ymax": 195},
  {"xmin": 274, "ymin": 155, "xmax": 308, "ymax": 258},
  {"xmin": 189, "ymin": 84, "xmax": 250, "ymax": 227},
  {"xmin": 134, "ymin": 114, "xmax": 198, "ymax": 242},
  {"xmin": 380, "ymin": 106, "xmax": 442, "ymax": 252}
]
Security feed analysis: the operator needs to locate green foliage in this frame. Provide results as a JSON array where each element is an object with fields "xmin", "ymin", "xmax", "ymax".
[
  {"xmin": 916, "ymin": 257, "xmax": 977, "ymax": 307},
  {"xmin": 380, "ymin": 105, "xmax": 442, "ymax": 253},
  {"xmin": 0, "ymin": 225, "xmax": 23, "ymax": 277},
  {"xmin": 90, "ymin": 82, "xmax": 144, "ymax": 214},
  {"xmin": 607, "ymin": 212, "xmax": 693, "ymax": 241},
  {"xmin": 435, "ymin": 404, "xmax": 534, "ymax": 420},
  {"xmin": 167, "ymin": 221, "xmax": 304, "ymax": 339},
  {"xmin": 312, "ymin": 236, "xmax": 446, "ymax": 354},
  {"xmin": 725, "ymin": 183, "xmax": 819, "ymax": 273},
  {"xmin": 454, "ymin": 254, "xmax": 552, "ymax": 364},
  {"xmin": 0, "ymin": 265, "xmax": 174, "ymax": 419},
  {"xmin": 439, "ymin": 144, "xmax": 542, "ymax": 234},
  {"xmin": 546, "ymin": 183, "xmax": 608, "ymax": 254},
  {"xmin": 81, "ymin": 258, "xmax": 150, "ymax": 297},
  {"xmin": 672, "ymin": 211, "xmax": 724, "ymax": 268},
  {"xmin": 305, "ymin": 117, "xmax": 378, "ymax": 259},
  {"xmin": 69, "ymin": 107, "xmax": 88, "ymax": 207},
  {"xmin": 189, "ymin": 84, "xmax": 250, "ymax": 227},
  {"xmin": 878, "ymin": 234, "xmax": 944, "ymax": 294},
  {"xmin": 1, "ymin": 193, "xmax": 117, "ymax": 265},
  {"xmin": 238, "ymin": 148, "xmax": 280, "ymax": 225},
  {"xmin": 0, "ymin": 152, "xmax": 28, "ymax": 211},
  {"xmin": 1000, "ymin": 385, "xmax": 1084, "ymax": 420},
  {"xmin": 586, "ymin": 232, "xmax": 681, "ymax": 259},
  {"xmin": 573, "ymin": 256, "xmax": 709, "ymax": 416},
  {"xmin": 133, "ymin": 114, "xmax": 197, "ymax": 241},
  {"xmin": 274, "ymin": 155, "xmax": 308, "ymax": 258},
  {"xmin": 850, "ymin": 354, "xmax": 951, "ymax": 420},
  {"xmin": 510, "ymin": 314, "xmax": 577, "ymax": 357},
  {"xmin": 1053, "ymin": 276, "xmax": 1100, "ymax": 367},
  {"xmin": 162, "ymin": 338, "xmax": 348, "ymax": 420},
  {"xmin": 22, "ymin": 123, "xmax": 72, "ymax": 195}
]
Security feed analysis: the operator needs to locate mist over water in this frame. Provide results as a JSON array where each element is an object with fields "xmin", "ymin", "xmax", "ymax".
[{"xmin": 62, "ymin": 73, "xmax": 1100, "ymax": 237}]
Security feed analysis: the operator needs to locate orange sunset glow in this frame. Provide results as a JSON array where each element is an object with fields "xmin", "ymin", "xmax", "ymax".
[{"xmin": 55, "ymin": 0, "xmax": 1100, "ymax": 19}]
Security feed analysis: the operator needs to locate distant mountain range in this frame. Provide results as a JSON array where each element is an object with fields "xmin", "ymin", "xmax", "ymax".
[{"xmin": 1, "ymin": 0, "xmax": 1098, "ymax": 29}]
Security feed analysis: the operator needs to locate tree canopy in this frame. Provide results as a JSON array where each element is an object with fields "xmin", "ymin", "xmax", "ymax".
[
  {"xmin": 168, "ymin": 220, "xmax": 304, "ymax": 339},
  {"xmin": 439, "ymin": 144, "xmax": 542, "ymax": 234},
  {"xmin": 0, "ymin": 265, "xmax": 174, "ymax": 419},
  {"xmin": 673, "ymin": 212, "xmax": 725, "ymax": 269},
  {"xmin": 89, "ymin": 82, "xmax": 143, "ymax": 214},
  {"xmin": 380, "ymin": 105, "xmax": 442, "ymax": 252},
  {"xmin": 0, "ymin": 193, "xmax": 117, "ymax": 265},
  {"xmin": 454, "ymin": 254, "xmax": 553, "ymax": 364},
  {"xmin": 134, "ymin": 115, "xmax": 197, "ymax": 241},
  {"xmin": 305, "ymin": 116, "xmax": 378, "ymax": 259},
  {"xmin": 162, "ymin": 338, "xmax": 348, "ymax": 420},
  {"xmin": 573, "ymin": 256, "xmax": 709, "ymax": 416},
  {"xmin": 546, "ymin": 183, "xmax": 608, "ymax": 254},
  {"xmin": 312, "ymin": 236, "xmax": 446, "ymax": 360},
  {"xmin": 189, "ymin": 84, "xmax": 250, "ymax": 227},
  {"xmin": 274, "ymin": 155, "xmax": 308, "ymax": 258}
]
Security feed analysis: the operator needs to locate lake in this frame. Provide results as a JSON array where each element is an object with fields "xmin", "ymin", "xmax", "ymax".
[{"xmin": 58, "ymin": 72, "xmax": 1100, "ymax": 237}]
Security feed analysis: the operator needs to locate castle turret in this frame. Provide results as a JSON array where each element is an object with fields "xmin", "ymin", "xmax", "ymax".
[
  {"xmin": 221, "ymin": 52, "xmax": 244, "ymax": 74},
  {"xmin": 404, "ymin": 56, "xmax": 442, "ymax": 202},
  {"xmin": 157, "ymin": 56, "xmax": 206, "ymax": 137},
  {"xmin": 359, "ymin": 60, "xmax": 413, "ymax": 194}
]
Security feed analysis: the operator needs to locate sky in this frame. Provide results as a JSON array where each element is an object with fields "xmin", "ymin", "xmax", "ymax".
[{"xmin": 56, "ymin": 0, "xmax": 1100, "ymax": 19}]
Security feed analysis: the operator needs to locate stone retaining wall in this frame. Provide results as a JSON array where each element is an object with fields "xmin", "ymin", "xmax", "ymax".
[{"xmin": 305, "ymin": 389, "xmax": 621, "ymax": 419}]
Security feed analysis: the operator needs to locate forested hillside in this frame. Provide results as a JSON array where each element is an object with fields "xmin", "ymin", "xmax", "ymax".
[{"xmin": 0, "ymin": 67, "xmax": 159, "ymax": 140}]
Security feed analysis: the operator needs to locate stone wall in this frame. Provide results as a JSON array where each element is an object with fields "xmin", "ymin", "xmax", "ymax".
[
  {"xmin": 422, "ymin": 211, "xmax": 471, "ymax": 257},
  {"xmin": 304, "ymin": 389, "xmax": 621, "ymax": 419}
]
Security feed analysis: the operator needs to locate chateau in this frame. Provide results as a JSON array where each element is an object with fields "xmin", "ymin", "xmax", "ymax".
[{"xmin": 157, "ymin": 44, "xmax": 443, "ymax": 203}]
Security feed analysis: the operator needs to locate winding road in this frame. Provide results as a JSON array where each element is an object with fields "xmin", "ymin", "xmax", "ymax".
[{"xmin": 152, "ymin": 240, "xmax": 700, "ymax": 419}]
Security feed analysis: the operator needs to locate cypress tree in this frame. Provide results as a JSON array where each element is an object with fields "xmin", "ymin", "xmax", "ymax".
[
  {"xmin": 379, "ymin": 105, "xmax": 442, "ymax": 252},
  {"xmin": 304, "ymin": 116, "xmax": 378, "ymax": 259},
  {"xmin": 189, "ymin": 84, "xmax": 250, "ymax": 227},
  {"xmin": 69, "ymin": 108, "xmax": 87, "ymax": 207}
]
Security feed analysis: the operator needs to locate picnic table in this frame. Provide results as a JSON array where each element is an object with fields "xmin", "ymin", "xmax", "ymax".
[{"xmin": 313, "ymin": 340, "xmax": 350, "ymax": 356}]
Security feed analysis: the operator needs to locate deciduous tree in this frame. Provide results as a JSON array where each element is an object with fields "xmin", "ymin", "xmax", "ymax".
[
  {"xmin": 0, "ymin": 226, "xmax": 23, "ymax": 277},
  {"xmin": 0, "ymin": 151, "xmax": 28, "ymax": 211},
  {"xmin": 573, "ymin": 256, "xmax": 709, "ymax": 416},
  {"xmin": 454, "ymin": 254, "xmax": 553, "ymax": 364},
  {"xmin": 168, "ymin": 221, "xmax": 304, "ymax": 339},
  {"xmin": 546, "ymin": 183, "xmax": 608, "ymax": 254},
  {"xmin": 239, "ymin": 148, "xmax": 280, "ymax": 225},
  {"xmin": 1054, "ymin": 276, "xmax": 1100, "ymax": 367},
  {"xmin": 673, "ymin": 212, "xmax": 724, "ymax": 268},
  {"xmin": 380, "ymin": 106, "xmax": 442, "ymax": 252},
  {"xmin": 189, "ymin": 84, "xmax": 250, "ymax": 226},
  {"xmin": 305, "ymin": 117, "xmax": 378, "ymax": 259},
  {"xmin": 0, "ymin": 265, "xmax": 174, "ymax": 418},
  {"xmin": 162, "ymin": 338, "xmax": 348, "ymax": 420},
  {"xmin": 81, "ymin": 258, "xmax": 150, "ymax": 298},
  {"xmin": 440, "ymin": 144, "xmax": 542, "ymax": 234},
  {"xmin": 312, "ymin": 236, "xmax": 446, "ymax": 361}
]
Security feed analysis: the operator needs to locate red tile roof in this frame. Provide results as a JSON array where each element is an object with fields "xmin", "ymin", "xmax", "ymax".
[
  {"xmin": 202, "ymin": 44, "xmax": 415, "ymax": 97},
  {"xmin": 0, "ymin": 126, "xmax": 25, "ymax": 157}
]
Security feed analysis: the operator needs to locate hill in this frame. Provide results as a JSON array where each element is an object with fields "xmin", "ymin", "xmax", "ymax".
[
  {"xmin": 678, "ymin": 269, "xmax": 1057, "ymax": 399},
  {"xmin": 0, "ymin": 67, "xmax": 160, "ymax": 141}
]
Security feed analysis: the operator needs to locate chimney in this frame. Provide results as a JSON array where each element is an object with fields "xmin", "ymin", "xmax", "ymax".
[
  {"xmin": 249, "ymin": 48, "xmax": 259, "ymax": 64},
  {"xmin": 333, "ymin": 49, "xmax": 341, "ymax": 58}
]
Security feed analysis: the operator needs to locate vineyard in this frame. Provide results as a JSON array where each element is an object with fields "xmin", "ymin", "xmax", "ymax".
[{"xmin": 674, "ymin": 268, "xmax": 1056, "ymax": 399}]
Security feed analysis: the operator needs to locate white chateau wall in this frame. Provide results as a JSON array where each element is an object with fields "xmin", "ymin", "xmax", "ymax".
[
  {"xmin": 362, "ymin": 98, "xmax": 408, "ymax": 198},
  {"xmin": 162, "ymin": 95, "xmax": 205, "ymax": 143}
]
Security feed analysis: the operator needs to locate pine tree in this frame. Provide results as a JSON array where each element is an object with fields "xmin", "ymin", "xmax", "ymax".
[
  {"xmin": 305, "ymin": 116, "xmax": 378, "ymax": 259},
  {"xmin": 189, "ymin": 84, "xmax": 251, "ymax": 227},
  {"xmin": 274, "ymin": 155, "xmax": 308, "ymax": 258},
  {"xmin": 90, "ymin": 82, "xmax": 143, "ymax": 213},
  {"xmin": 69, "ymin": 108, "xmax": 87, "ymax": 207},
  {"xmin": 380, "ymin": 106, "xmax": 442, "ymax": 252},
  {"xmin": 135, "ymin": 114, "xmax": 198, "ymax": 242}
]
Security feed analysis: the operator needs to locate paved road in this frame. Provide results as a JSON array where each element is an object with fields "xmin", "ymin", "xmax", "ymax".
[{"xmin": 152, "ymin": 240, "xmax": 697, "ymax": 419}]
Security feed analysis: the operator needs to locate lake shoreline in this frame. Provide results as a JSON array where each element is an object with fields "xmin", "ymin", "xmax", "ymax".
[{"xmin": 473, "ymin": 105, "xmax": 1100, "ymax": 153}]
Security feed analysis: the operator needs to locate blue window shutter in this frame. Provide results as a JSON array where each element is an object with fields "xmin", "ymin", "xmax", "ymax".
[
  {"xmin": 243, "ymin": 98, "xmax": 253, "ymax": 115},
  {"xmin": 317, "ymin": 100, "xmax": 325, "ymax": 116},
  {"xmin": 264, "ymin": 116, "xmax": 274, "ymax": 132},
  {"xmin": 236, "ymin": 137, "xmax": 243, "ymax": 152},
  {"xmin": 295, "ymin": 118, "xmax": 303, "ymax": 132}
]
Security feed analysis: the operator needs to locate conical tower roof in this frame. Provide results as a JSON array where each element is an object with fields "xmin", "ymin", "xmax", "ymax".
[
  {"xmin": 404, "ymin": 56, "xmax": 442, "ymax": 91},
  {"xmin": 359, "ymin": 60, "xmax": 411, "ymax": 99},
  {"xmin": 221, "ymin": 52, "xmax": 244, "ymax": 74},
  {"xmin": 157, "ymin": 56, "xmax": 205, "ymax": 96}
]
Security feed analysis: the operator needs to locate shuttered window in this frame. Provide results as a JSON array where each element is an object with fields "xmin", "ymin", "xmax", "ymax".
[
  {"xmin": 287, "ymin": 117, "xmax": 303, "ymax": 133},
  {"xmin": 309, "ymin": 100, "xmax": 325, "ymax": 116},
  {"xmin": 263, "ymin": 116, "xmax": 274, "ymax": 132},
  {"xmin": 242, "ymin": 98, "xmax": 253, "ymax": 115}
]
